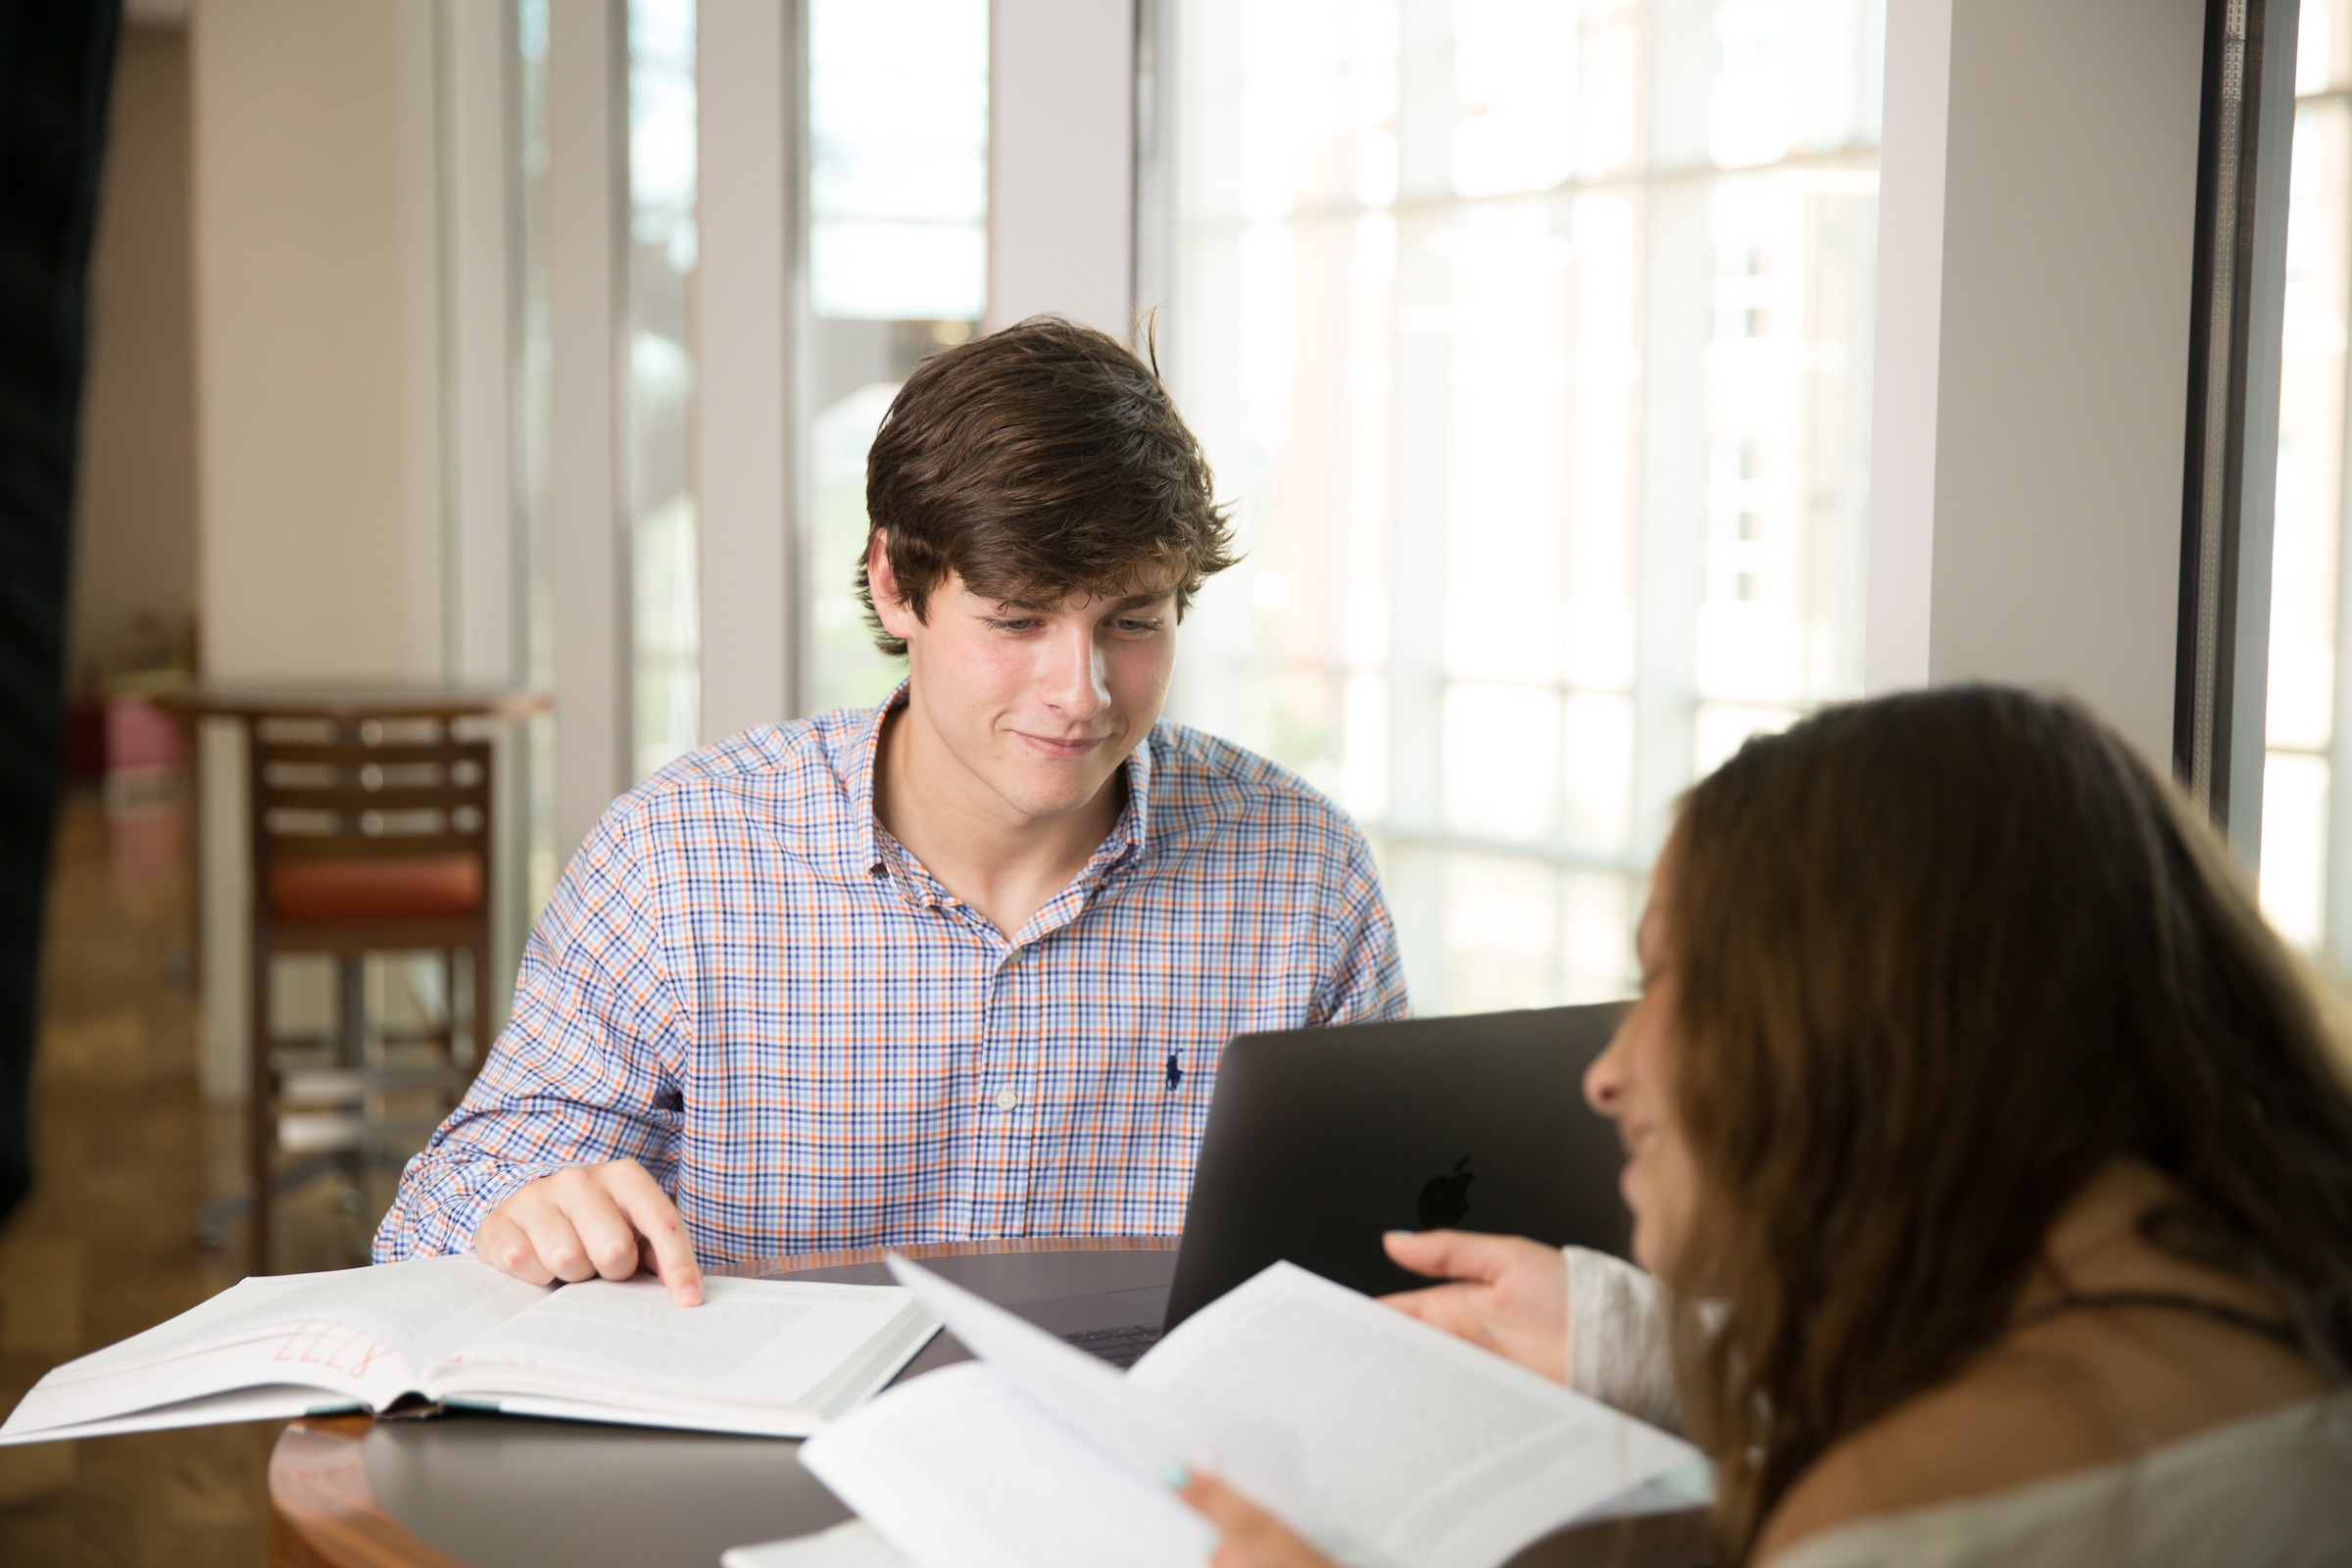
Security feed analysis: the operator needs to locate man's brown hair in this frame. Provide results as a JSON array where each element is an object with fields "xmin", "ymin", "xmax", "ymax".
[{"xmin": 858, "ymin": 315, "xmax": 1237, "ymax": 655}]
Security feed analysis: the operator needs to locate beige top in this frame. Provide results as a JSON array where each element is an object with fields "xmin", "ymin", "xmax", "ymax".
[{"xmin": 1561, "ymin": 1248, "xmax": 2352, "ymax": 1566}]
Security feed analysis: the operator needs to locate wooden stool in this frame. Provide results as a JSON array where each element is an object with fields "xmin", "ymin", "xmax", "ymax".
[{"xmin": 247, "ymin": 715, "xmax": 494, "ymax": 1272}]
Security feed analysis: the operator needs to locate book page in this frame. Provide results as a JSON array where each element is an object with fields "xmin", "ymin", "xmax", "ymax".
[
  {"xmin": 801, "ymin": 1362, "xmax": 1214, "ymax": 1568},
  {"xmin": 1131, "ymin": 1264, "xmax": 1701, "ymax": 1568},
  {"xmin": 0, "ymin": 1384, "xmax": 337, "ymax": 1447},
  {"xmin": 884, "ymin": 1256, "xmax": 1290, "ymax": 1494},
  {"xmin": 0, "ymin": 1257, "xmax": 547, "ymax": 1442},
  {"xmin": 425, "ymin": 1275, "xmax": 933, "ymax": 1425}
]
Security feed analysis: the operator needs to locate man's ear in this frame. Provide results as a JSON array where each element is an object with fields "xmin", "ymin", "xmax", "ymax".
[{"xmin": 866, "ymin": 529, "xmax": 922, "ymax": 644}]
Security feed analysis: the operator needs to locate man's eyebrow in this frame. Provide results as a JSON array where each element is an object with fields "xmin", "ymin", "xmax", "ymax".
[{"xmin": 990, "ymin": 590, "xmax": 1174, "ymax": 614}]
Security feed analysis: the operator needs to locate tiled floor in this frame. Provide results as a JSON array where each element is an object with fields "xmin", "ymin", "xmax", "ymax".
[{"xmin": 0, "ymin": 792, "xmax": 368, "ymax": 1565}]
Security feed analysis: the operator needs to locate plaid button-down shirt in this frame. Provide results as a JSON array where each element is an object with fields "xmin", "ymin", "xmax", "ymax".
[{"xmin": 373, "ymin": 688, "xmax": 1408, "ymax": 1264}]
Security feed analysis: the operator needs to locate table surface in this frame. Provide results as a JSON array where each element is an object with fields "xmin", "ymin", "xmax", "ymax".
[{"xmin": 267, "ymin": 1239, "xmax": 1709, "ymax": 1568}]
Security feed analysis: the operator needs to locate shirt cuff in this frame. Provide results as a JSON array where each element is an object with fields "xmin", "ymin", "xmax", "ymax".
[{"xmin": 1564, "ymin": 1245, "xmax": 1686, "ymax": 1438}]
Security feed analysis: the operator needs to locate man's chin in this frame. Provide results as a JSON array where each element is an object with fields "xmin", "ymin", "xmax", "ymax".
[{"xmin": 988, "ymin": 768, "xmax": 1118, "ymax": 823}]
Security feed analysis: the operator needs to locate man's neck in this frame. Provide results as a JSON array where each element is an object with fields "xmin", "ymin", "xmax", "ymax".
[{"xmin": 871, "ymin": 701, "xmax": 1128, "ymax": 942}]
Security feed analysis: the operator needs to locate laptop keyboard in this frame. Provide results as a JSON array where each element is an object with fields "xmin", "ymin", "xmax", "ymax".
[{"xmin": 1058, "ymin": 1322, "xmax": 1163, "ymax": 1369}]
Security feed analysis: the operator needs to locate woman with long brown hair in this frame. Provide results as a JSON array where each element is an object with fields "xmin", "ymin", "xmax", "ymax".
[{"xmin": 1177, "ymin": 686, "xmax": 2352, "ymax": 1564}]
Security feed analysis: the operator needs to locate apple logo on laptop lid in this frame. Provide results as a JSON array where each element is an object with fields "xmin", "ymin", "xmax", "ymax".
[{"xmin": 1417, "ymin": 1155, "xmax": 1475, "ymax": 1230}]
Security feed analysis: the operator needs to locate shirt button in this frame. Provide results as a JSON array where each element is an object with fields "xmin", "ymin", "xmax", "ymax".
[
  {"xmin": 1003, "ymin": 946, "xmax": 1023, "ymax": 967},
  {"xmin": 995, "ymin": 1089, "xmax": 1019, "ymax": 1111}
]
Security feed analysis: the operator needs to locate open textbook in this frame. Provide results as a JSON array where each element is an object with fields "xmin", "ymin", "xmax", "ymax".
[
  {"xmin": 0, "ymin": 1255, "xmax": 938, "ymax": 1446},
  {"xmin": 770, "ymin": 1256, "xmax": 1708, "ymax": 1568}
]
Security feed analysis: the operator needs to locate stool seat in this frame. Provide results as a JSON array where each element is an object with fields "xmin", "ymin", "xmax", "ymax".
[{"xmin": 269, "ymin": 855, "xmax": 483, "ymax": 923}]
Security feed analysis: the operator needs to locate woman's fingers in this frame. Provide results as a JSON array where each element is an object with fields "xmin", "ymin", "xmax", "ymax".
[
  {"xmin": 1172, "ymin": 1468, "xmax": 1336, "ymax": 1568},
  {"xmin": 1377, "ymin": 1232, "xmax": 1571, "ymax": 1382},
  {"xmin": 1380, "ymin": 1281, "xmax": 1490, "ymax": 1341},
  {"xmin": 1382, "ymin": 1228, "xmax": 1511, "ymax": 1284}
]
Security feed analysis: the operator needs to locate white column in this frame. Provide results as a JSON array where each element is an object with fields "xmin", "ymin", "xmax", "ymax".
[
  {"xmin": 987, "ymin": 0, "xmax": 1135, "ymax": 338},
  {"xmin": 439, "ymin": 0, "xmax": 527, "ymax": 1030},
  {"xmin": 696, "ymin": 0, "xmax": 798, "ymax": 741},
  {"xmin": 442, "ymin": 0, "xmax": 515, "ymax": 688},
  {"xmin": 1864, "ymin": 0, "xmax": 2209, "ymax": 768},
  {"xmin": 548, "ymin": 0, "xmax": 630, "ymax": 856}
]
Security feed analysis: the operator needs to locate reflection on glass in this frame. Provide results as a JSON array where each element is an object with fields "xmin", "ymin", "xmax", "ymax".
[
  {"xmin": 1165, "ymin": 0, "xmax": 1883, "ymax": 1013},
  {"xmin": 805, "ymin": 0, "xmax": 989, "ymax": 714},
  {"xmin": 627, "ymin": 0, "xmax": 699, "ymax": 778}
]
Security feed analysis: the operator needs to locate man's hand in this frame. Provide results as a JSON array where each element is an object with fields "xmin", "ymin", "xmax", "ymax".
[
  {"xmin": 1379, "ymin": 1230, "xmax": 1567, "ymax": 1382},
  {"xmin": 1175, "ymin": 1468, "xmax": 1336, "ymax": 1568},
  {"xmin": 473, "ymin": 1158, "xmax": 704, "ymax": 1305}
]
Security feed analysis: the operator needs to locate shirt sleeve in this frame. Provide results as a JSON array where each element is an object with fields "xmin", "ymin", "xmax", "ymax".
[
  {"xmin": 1307, "ymin": 825, "xmax": 1411, "ymax": 1025},
  {"xmin": 371, "ymin": 802, "xmax": 690, "ymax": 1261},
  {"xmin": 1564, "ymin": 1245, "xmax": 1686, "ymax": 1437}
]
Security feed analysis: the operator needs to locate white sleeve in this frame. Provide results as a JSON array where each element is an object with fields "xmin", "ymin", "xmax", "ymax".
[{"xmin": 1563, "ymin": 1247, "xmax": 1685, "ymax": 1438}]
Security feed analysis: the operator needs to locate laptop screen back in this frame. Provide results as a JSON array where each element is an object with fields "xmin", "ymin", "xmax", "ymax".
[{"xmin": 1163, "ymin": 1003, "xmax": 1633, "ymax": 1329}]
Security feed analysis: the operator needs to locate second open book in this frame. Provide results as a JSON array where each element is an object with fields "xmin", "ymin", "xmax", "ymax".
[{"xmin": 772, "ymin": 1256, "xmax": 1709, "ymax": 1568}]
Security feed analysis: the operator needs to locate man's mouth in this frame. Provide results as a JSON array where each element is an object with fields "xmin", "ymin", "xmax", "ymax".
[{"xmin": 1016, "ymin": 731, "xmax": 1107, "ymax": 760}]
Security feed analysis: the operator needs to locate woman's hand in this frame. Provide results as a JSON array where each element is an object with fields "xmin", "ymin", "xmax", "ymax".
[
  {"xmin": 1174, "ymin": 1468, "xmax": 1338, "ymax": 1568},
  {"xmin": 1379, "ymin": 1230, "xmax": 1569, "ymax": 1382}
]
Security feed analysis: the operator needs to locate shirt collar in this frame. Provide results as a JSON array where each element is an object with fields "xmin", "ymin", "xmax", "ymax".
[
  {"xmin": 850, "ymin": 681, "xmax": 906, "ymax": 881},
  {"xmin": 846, "ymin": 678, "xmax": 1158, "ymax": 882}
]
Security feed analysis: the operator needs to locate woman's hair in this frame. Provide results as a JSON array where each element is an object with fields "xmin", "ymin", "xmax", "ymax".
[{"xmin": 1663, "ymin": 685, "xmax": 2352, "ymax": 1557}]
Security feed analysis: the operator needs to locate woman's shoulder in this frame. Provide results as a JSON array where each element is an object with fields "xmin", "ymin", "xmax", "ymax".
[
  {"xmin": 1756, "ymin": 1295, "xmax": 2344, "ymax": 1565},
  {"xmin": 1758, "ymin": 1390, "xmax": 2352, "ymax": 1568}
]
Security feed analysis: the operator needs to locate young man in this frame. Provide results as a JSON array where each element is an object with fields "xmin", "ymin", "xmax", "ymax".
[{"xmin": 374, "ymin": 318, "xmax": 1408, "ymax": 1302}]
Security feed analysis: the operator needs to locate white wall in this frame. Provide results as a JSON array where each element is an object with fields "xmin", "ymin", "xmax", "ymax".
[
  {"xmin": 1867, "ymin": 0, "xmax": 2208, "ymax": 769},
  {"xmin": 190, "ymin": 0, "xmax": 447, "ymax": 683},
  {"xmin": 988, "ymin": 0, "xmax": 1136, "ymax": 338}
]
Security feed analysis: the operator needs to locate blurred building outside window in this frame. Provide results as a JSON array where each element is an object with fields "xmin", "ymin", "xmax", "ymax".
[
  {"xmin": 803, "ymin": 0, "xmax": 990, "ymax": 713},
  {"xmin": 627, "ymin": 0, "xmax": 701, "ymax": 779},
  {"xmin": 1156, "ymin": 0, "xmax": 1885, "ymax": 1014}
]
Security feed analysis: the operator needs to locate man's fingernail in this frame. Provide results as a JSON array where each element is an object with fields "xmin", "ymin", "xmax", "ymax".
[
  {"xmin": 1385, "ymin": 1229, "xmax": 1416, "ymax": 1239},
  {"xmin": 1160, "ymin": 1461, "xmax": 1189, "ymax": 1490}
]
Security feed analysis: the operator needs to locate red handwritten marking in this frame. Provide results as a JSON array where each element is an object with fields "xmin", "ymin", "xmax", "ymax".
[{"xmin": 270, "ymin": 1319, "xmax": 394, "ymax": 1379}]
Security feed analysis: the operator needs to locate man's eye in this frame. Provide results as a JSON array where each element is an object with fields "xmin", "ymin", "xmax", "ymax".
[
  {"xmin": 989, "ymin": 618, "xmax": 1039, "ymax": 633},
  {"xmin": 1114, "ymin": 618, "xmax": 1163, "ymax": 634}
]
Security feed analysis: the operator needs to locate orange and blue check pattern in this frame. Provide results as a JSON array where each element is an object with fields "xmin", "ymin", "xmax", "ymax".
[{"xmin": 372, "ymin": 687, "xmax": 1408, "ymax": 1264}]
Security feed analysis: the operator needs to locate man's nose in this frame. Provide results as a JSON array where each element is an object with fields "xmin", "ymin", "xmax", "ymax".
[{"xmin": 1042, "ymin": 625, "xmax": 1109, "ymax": 715}]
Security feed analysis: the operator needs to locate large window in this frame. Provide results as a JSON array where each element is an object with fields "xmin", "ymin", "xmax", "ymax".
[
  {"xmin": 802, "ymin": 0, "xmax": 990, "ymax": 714},
  {"xmin": 1158, "ymin": 0, "xmax": 1885, "ymax": 1013},
  {"xmin": 2265, "ymin": 3, "xmax": 2352, "ymax": 961}
]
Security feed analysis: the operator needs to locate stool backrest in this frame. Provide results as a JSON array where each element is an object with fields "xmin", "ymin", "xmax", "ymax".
[{"xmin": 248, "ymin": 716, "xmax": 492, "ymax": 874}]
